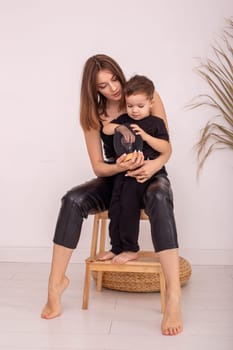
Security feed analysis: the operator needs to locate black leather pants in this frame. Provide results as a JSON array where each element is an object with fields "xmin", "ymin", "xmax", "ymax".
[{"xmin": 53, "ymin": 174, "xmax": 178, "ymax": 252}]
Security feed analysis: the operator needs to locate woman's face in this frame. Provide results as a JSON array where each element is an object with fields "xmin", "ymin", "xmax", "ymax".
[{"xmin": 96, "ymin": 69, "xmax": 122, "ymax": 101}]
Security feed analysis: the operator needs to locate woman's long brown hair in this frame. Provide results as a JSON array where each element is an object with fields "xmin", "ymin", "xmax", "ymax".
[{"xmin": 80, "ymin": 54, "xmax": 126, "ymax": 131}]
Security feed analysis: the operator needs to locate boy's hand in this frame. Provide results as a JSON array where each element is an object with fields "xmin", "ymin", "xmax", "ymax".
[
  {"xmin": 115, "ymin": 125, "xmax": 135, "ymax": 143},
  {"xmin": 130, "ymin": 124, "xmax": 148, "ymax": 141}
]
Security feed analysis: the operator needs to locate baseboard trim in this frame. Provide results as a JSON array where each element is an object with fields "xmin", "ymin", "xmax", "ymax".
[
  {"xmin": 0, "ymin": 247, "xmax": 87, "ymax": 264},
  {"xmin": 179, "ymin": 248, "xmax": 233, "ymax": 265},
  {"xmin": 0, "ymin": 247, "xmax": 232, "ymax": 265}
]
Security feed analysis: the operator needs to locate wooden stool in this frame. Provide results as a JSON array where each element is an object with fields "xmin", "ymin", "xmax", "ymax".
[{"xmin": 82, "ymin": 210, "xmax": 166, "ymax": 313}]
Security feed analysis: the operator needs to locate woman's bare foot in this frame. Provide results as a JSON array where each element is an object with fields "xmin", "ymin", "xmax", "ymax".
[
  {"xmin": 112, "ymin": 251, "xmax": 138, "ymax": 264},
  {"xmin": 41, "ymin": 276, "xmax": 69, "ymax": 319},
  {"xmin": 161, "ymin": 293, "xmax": 183, "ymax": 336},
  {"xmin": 97, "ymin": 251, "xmax": 116, "ymax": 261}
]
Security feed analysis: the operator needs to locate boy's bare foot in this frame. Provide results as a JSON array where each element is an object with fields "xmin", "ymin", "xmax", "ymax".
[
  {"xmin": 161, "ymin": 294, "xmax": 183, "ymax": 336},
  {"xmin": 112, "ymin": 251, "xmax": 138, "ymax": 264},
  {"xmin": 97, "ymin": 251, "xmax": 116, "ymax": 261},
  {"xmin": 41, "ymin": 276, "xmax": 69, "ymax": 319}
]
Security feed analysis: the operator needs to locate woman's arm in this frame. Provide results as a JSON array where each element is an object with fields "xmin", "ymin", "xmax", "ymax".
[
  {"xmin": 126, "ymin": 149, "xmax": 171, "ymax": 183},
  {"xmin": 151, "ymin": 91, "xmax": 169, "ymax": 132},
  {"xmin": 84, "ymin": 128, "xmax": 144, "ymax": 177}
]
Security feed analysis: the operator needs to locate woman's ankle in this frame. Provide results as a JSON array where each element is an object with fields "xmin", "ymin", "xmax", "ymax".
[{"xmin": 48, "ymin": 275, "xmax": 69, "ymax": 291}]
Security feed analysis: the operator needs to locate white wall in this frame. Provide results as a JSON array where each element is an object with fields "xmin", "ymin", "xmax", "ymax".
[{"xmin": 0, "ymin": 0, "xmax": 233, "ymax": 264}]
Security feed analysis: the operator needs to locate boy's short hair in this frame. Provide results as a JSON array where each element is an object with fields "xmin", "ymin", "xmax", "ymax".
[{"xmin": 124, "ymin": 75, "xmax": 154, "ymax": 99}]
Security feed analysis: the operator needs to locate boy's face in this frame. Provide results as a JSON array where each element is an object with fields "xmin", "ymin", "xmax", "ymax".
[{"xmin": 125, "ymin": 93, "xmax": 152, "ymax": 120}]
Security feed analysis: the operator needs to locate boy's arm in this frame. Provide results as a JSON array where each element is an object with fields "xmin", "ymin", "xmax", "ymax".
[
  {"xmin": 142, "ymin": 131, "xmax": 170, "ymax": 154},
  {"xmin": 103, "ymin": 122, "xmax": 136, "ymax": 144},
  {"xmin": 102, "ymin": 123, "xmax": 119, "ymax": 135},
  {"xmin": 130, "ymin": 124, "xmax": 171, "ymax": 154}
]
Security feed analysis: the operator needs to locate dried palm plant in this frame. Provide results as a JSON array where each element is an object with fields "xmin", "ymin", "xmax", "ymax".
[{"xmin": 188, "ymin": 17, "xmax": 233, "ymax": 175}]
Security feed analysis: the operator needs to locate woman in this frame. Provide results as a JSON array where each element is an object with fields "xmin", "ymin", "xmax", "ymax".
[{"xmin": 41, "ymin": 54, "xmax": 182, "ymax": 336}]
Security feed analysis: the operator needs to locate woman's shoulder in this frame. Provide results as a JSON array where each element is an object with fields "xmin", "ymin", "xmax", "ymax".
[{"xmin": 151, "ymin": 90, "xmax": 168, "ymax": 130}]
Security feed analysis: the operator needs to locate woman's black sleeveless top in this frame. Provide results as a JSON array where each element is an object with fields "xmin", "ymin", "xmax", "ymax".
[{"xmin": 100, "ymin": 125, "xmax": 116, "ymax": 163}]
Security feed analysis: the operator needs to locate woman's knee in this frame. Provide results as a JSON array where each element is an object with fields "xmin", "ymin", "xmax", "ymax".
[
  {"xmin": 61, "ymin": 178, "xmax": 112, "ymax": 218},
  {"xmin": 63, "ymin": 186, "xmax": 86, "ymax": 207},
  {"xmin": 61, "ymin": 186, "xmax": 92, "ymax": 219},
  {"xmin": 144, "ymin": 176, "xmax": 178, "ymax": 251},
  {"xmin": 144, "ymin": 176, "xmax": 173, "ymax": 210}
]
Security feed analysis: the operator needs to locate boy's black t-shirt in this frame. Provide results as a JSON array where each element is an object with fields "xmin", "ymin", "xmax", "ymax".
[
  {"xmin": 100, "ymin": 114, "xmax": 169, "ymax": 176},
  {"xmin": 112, "ymin": 114, "xmax": 169, "ymax": 160}
]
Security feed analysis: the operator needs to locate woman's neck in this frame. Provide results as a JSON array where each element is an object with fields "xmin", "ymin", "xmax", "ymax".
[{"xmin": 106, "ymin": 100, "xmax": 125, "ymax": 120}]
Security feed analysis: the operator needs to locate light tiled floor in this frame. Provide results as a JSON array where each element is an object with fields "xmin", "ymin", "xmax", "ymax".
[{"xmin": 0, "ymin": 262, "xmax": 232, "ymax": 350}]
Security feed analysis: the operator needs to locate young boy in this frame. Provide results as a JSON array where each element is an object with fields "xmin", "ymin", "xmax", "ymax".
[{"xmin": 100, "ymin": 75, "xmax": 170, "ymax": 263}]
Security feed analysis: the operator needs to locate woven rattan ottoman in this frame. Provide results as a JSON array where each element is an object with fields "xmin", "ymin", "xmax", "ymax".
[{"xmin": 94, "ymin": 254, "xmax": 191, "ymax": 292}]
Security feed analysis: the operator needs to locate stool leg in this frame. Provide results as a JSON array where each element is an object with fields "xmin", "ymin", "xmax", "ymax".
[
  {"xmin": 82, "ymin": 263, "xmax": 91, "ymax": 309},
  {"xmin": 96, "ymin": 271, "xmax": 103, "ymax": 292},
  {"xmin": 159, "ymin": 270, "xmax": 166, "ymax": 314}
]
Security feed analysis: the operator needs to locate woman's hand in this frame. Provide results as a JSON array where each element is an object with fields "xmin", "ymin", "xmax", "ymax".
[
  {"xmin": 126, "ymin": 158, "xmax": 163, "ymax": 183},
  {"xmin": 116, "ymin": 151, "xmax": 144, "ymax": 171}
]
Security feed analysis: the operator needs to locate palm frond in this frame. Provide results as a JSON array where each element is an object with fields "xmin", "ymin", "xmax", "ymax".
[{"xmin": 188, "ymin": 17, "xmax": 233, "ymax": 175}]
